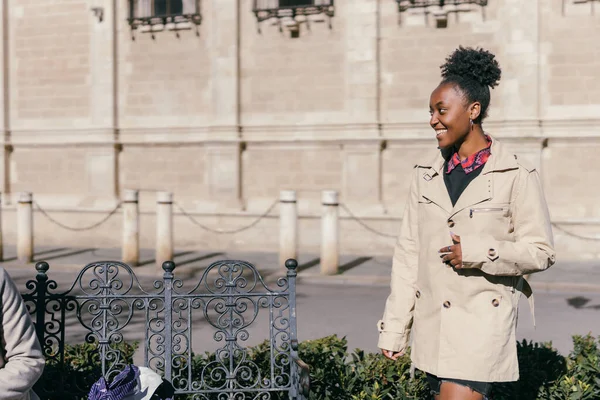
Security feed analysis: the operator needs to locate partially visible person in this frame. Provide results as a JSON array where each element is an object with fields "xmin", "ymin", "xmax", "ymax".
[{"xmin": 0, "ymin": 267, "xmax": 44, "ymax": 400}]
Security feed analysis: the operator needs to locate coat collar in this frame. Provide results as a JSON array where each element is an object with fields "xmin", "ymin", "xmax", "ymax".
[
  {"xmin": 480, "ymin": 136, "xmax": 521, "ymax": 174},
  {"xmin": 418, "ymin": 135, "xmax": 518, "ymax": 173},
  {"xmin": 416, "ymin": 136, "xmax": 519, "ymax": 217}
]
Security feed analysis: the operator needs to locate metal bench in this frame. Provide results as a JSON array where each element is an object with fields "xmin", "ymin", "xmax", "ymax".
[{"xmin": 21, "ymin": 258, "xmax": 310, "ymax": 399}]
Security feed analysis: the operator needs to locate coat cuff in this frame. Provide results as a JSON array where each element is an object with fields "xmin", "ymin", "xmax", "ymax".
[
  {"xmin": 376, "ymin": 319, "xmax": 410, "ymax": 352},
  {"xmin": 377, "ymin": 331, "xmax": 410, "ymax": 353}
]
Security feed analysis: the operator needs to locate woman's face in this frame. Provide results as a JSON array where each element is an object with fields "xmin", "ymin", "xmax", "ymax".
[{"xmin": 429, "ymin": 83, "xmax": 472, "ymax": 149}]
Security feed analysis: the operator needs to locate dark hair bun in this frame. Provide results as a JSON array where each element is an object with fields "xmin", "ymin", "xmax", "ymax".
[{"xmin": 440, "ymin": 46, "xmax": 501, "ymax": 89}]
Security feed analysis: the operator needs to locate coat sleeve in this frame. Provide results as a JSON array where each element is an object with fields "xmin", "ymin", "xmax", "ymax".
[
  {"xmin": 460, "ymin": 168, "xmax": 556, "ymax": 276},
  {"xmin": 0, "ymin": 268, "xmax": 45, "ymax": 400},
  {"xmin": 377, "ymin": 168, "xmax": 420, "ymax": 353}
]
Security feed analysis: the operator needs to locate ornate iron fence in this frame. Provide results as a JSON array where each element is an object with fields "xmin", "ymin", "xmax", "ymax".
[{"xmin": 22, "ymin": 259, "xmax": 309, "ymax": 400}]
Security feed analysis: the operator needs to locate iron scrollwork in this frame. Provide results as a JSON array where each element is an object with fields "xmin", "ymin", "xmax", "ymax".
[
  {"xmin": 22, "ymin": 258, "xmax": 307, "ymax": 400},
  {"xmin": 397, "ymin": 0, "xmax": 488, "ymax": 12},
  {"xmin": 169, "ymin": 260, "xmax": 295, "ymax": 397},
  {"xmin": 127, "ymin": 0, "xmax": 202, "ymax": 38},
  {"xmin": 396, "ymin": 0, "xmax": 489, "ymax": 25},
  {"xmin": 252, "ymin": 0, "xmax": 335, "ymax": 33}
]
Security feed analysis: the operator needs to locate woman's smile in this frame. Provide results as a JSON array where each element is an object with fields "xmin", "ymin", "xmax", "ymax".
[{"xmin": 435, "ymin": 128, "xmax": 448, "ymax": 138}]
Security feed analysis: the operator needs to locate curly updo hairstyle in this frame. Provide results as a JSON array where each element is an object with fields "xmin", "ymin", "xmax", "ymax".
[{"xmin": 440, "ymin": 46, "xmax": 502, "ymax": 124}]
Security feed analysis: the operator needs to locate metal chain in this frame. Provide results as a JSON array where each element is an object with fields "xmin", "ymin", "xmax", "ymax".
[
  {"xmin": 339, "ymin": 203, "xmax": 398, "ymax": 239},
  {"xmin": 174, "ymin": 200, "xmax": 278, "ymax": 234},
  {"xmin": 34, "ymin": 201, "xmax": 122, "ymax": 232},
  {"xmin": 551, "ymin": 223, "xmax": 600, "ymax": 241},
  {"xmin": 340, "ymin": 205, "xmax": 600, "ymax": 242}
]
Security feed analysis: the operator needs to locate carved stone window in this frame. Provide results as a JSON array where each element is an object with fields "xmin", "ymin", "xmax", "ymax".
[
  {"xmin": 252, "ymin": 0, "xmax": 335, "ymax": 34},
  {"xmin": 128, "ymin": 0, "xmax": 202, "ymax": 33},
  {"xmin": 396, "ymin": 0, "xmax": 488, "ymax": 27}
]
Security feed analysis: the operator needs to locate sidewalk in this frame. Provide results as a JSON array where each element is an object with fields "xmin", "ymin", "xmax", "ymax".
[{"xmin": 1, "ymin": 245, "xmax": 598, "ymax": 293}]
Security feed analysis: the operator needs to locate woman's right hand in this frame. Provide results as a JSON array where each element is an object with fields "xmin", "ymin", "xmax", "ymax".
[{"xmin": 381, "ymin": 349, "xmax": 404, "ymax": 360}]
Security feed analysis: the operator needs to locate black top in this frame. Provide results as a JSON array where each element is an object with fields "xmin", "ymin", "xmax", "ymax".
[{"xmin": 443, "ymin": 161, "xmax": 484, "ymax": 206}]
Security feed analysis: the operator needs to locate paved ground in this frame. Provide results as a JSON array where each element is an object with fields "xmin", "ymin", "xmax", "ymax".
[
  {"xmin": 4, "ymin": 245, "xmax": 600, "ymax": 359},
  {"xmin": 3, "ymin": 244, "xmax": 599, "ymax": 291}
]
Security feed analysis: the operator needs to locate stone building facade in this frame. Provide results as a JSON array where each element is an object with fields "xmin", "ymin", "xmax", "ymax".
[{"xmin": 0, "ymin": 0, "xmax": 599, "ymax": 260}]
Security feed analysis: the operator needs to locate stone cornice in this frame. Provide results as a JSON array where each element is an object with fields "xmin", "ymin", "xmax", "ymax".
[{"xmin": 3, "ymin": 119, "xmax": 600, "ymax": 146}]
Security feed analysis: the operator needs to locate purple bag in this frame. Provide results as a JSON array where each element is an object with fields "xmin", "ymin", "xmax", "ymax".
[
  {"xmin": 88, "ymin": 365, "xmax": 140, "ymax": 400},
  {"xmin": 88, "ymin": 365, "xmax": 174, "ymax": 400}
]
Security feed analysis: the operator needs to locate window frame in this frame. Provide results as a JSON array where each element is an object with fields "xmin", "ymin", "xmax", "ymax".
[
  {"xmin": 252, "ymin": 0, "xmax": 335, "ymax": 24},
  {"xmin": 127, "ymin": 0, "xmax": 202, "ymax": 31}
]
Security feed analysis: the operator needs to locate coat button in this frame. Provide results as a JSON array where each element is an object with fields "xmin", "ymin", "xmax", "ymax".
[
  {"xmin": 416, "ymin": 290, "xmax": 421, "ymax": 298},
  {"xmin": 492, "ymin": 299, "xmax": 500, "ymax": 307},
  {"xmin": 443, "ymin": 301, "xmax": 451, "ymax": 309},
  {"xmin": 488, "ymin": 248, "xmax": 497, "ymax": 257},
  {"xmin": 447, "ymin": 219, "xmax": 455, "ymax": 228}
]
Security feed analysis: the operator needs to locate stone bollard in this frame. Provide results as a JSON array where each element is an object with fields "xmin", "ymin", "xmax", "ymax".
[
  {"xmin": 156, "ymin": 191, "xmax": 173, "ymax": 269},
  {"xmin": 122, "ymin": 189, "xmax": 139, "ymax": 266},
  {"xmin": 321, "ymin": 190, "xmax": 339, "ymax": 275},
  {"xmin": 17, "ymin": 192, "xmax": 34, "ymax": 263},
  {"xmin": 279, "ymin": 190, "xmax": 298, "ymax": 269}
]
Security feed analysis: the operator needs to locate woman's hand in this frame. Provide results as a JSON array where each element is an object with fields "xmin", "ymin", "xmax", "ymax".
[
  {"xmin": 439, "ymin": 232, "xmax": 463, "ymax": 268},
  {"xmin": 381, "ymin": 349, "xmax": 404, "ymax": 360}
]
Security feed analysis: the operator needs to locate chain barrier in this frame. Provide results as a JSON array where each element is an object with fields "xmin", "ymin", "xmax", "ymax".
[
  {"xmin": 34, "ymin": 195, "xmax": 597, "ymax": 242},
  {"xmin": 340, "ymin": 204, "xmax": 600, "ymax": 242},
  {"xmin": 34, "ymin": 201, "xmax": 122, "ymax": 232},
  {"xmin": 340, "ymin": 203, "xmax": 398, "ymax": 239},
  {"xmin": 174, "ymin": 199, "xmax": 278, "ymax": 234},
  {"xmin": 551, "ymin": 223, "xmax": 600, "ymax": 241}
]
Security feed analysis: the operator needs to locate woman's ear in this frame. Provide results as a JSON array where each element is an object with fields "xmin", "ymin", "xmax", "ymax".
[{"xmin": 470, "ymin": 102, "xmax": 481, "ymax": 121}]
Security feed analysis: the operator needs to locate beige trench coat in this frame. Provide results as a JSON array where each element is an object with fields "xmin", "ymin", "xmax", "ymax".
[{"xmin": 377, "ymin": 137, "xmax": 555, "ymax": 382}]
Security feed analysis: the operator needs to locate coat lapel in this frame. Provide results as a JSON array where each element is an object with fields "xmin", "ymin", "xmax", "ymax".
[
  {"xmin": 418, "ymin": 153, "xmax": 453, "ymax": 215},
  {"xmin": 420, "ymin": 169, "xmax": 453, "ymax": 214},
  {"xmin": 449, "ymin": 172, "xmax": 493, "ymax": 219},
  {"xmin": 417, "ymin": 136, "xmax": 519, "ymax": 218},
  {"xmin": 448, "ymin": 136, "xmax": 518, "ymax": 219}
]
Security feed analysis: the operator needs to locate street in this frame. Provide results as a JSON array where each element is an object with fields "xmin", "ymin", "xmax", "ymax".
[
  {"xmin": 295, "ymin": 283, "xmax": 600, "ymax": 357},
  {"xmin": 10, "ymin": 264, "xmax": 600, "ymax": 360}
]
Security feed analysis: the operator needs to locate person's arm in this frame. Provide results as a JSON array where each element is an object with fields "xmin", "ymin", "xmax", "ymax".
[
  {"xmin": 460, "ymin": 168, "xmax": 556, "ymax": 276},
  {"xmin": 0, "ymin": 268, "xmax": 45, "ymax": 400},
  {"xmin": 377, "ymin": 168, "xmax": 420, "ymax": 354}
]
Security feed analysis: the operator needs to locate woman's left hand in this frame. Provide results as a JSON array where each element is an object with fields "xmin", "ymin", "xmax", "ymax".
[{"xmin": 439, "ymin": 233, "xmax": 463, "ymax": 268}]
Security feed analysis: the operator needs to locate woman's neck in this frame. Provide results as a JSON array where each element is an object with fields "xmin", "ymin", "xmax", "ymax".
[{"xmin": 456, "ymin": 127, "xmax": 488, "ymax": 160}]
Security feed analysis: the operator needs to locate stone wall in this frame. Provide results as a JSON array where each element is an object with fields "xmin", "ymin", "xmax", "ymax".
[{"xmin": 1, "ymin": 0, "xmax": 599, "ymax": 260}]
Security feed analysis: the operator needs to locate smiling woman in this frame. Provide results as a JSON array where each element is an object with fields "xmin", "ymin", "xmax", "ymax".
[{"xmin": 377, "ymin": 47, "xmax": 556, "ymax": 400}]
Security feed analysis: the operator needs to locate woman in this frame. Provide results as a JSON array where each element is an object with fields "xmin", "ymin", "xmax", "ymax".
[{"xmin": 377, "ymin": 46, "xmax": 555, "ymax": 400}]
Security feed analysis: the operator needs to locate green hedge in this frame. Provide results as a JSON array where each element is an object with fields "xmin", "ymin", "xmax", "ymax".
[
  {"xmin": 287, "ymin": 334, "xmax": 600, "ymax": 400},
  {"xmin": 37, "ymin": 341, "xmax": 138, "ymax": 400},
  {"xmin": 37, "ymin": 334, "xmax": 600, "ymax": 399}
]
